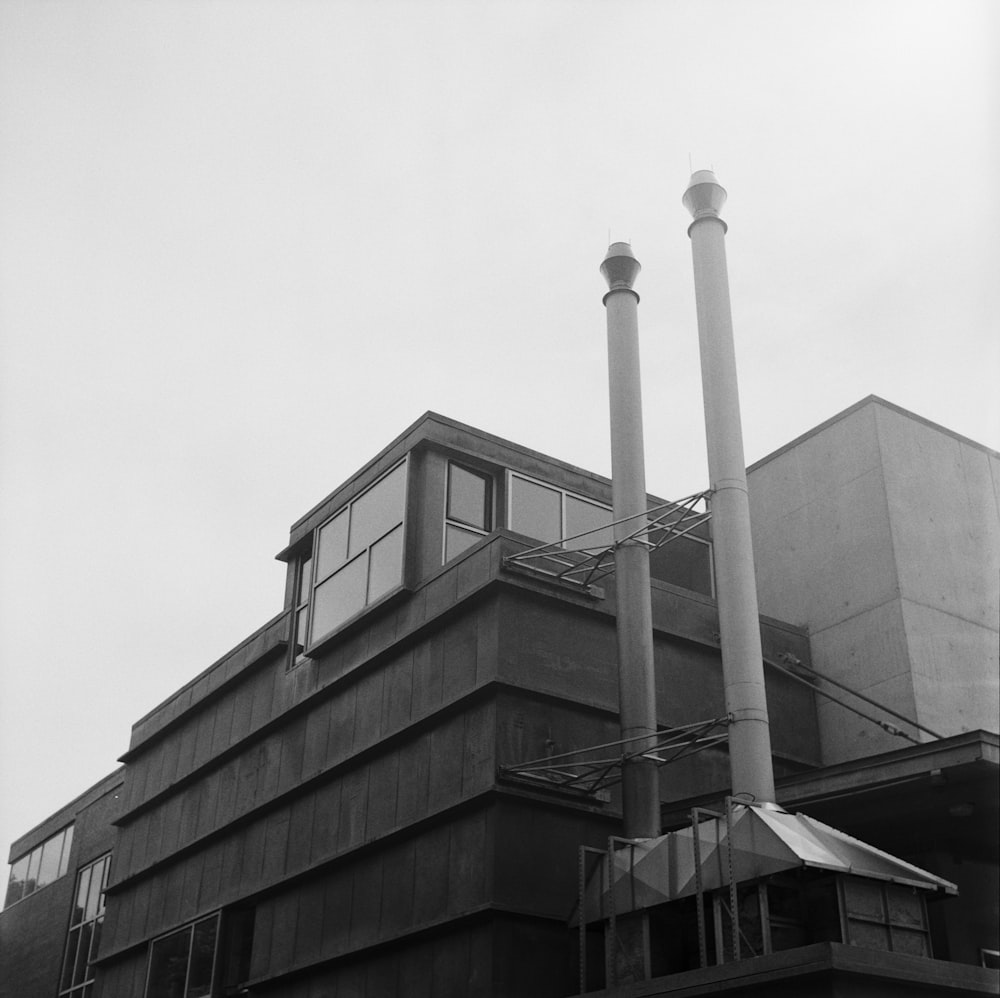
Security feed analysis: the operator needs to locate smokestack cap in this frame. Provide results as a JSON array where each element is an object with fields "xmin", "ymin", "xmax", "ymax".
[
  {"xmin": 600, "ymin": 241, "xmax": 641, "ymax": 293},
  {"xmin": 683, "ymin": 170, "xmax": 727, "ymax": 220}
]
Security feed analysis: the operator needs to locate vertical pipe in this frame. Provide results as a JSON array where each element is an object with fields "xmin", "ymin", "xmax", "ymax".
[
  {"xmin": 601, "ymin": 242, "xmax": 660, "ymax": 840},
  {"xmin": 683, "ymin": 173, "xmax": 776, "ymax": 804}
]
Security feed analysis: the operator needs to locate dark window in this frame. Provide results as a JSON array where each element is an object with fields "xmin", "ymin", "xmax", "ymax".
[
  {"xmin": 4, "ymin": 824, "xmax": 73, "ymax": 908},
  {"xmin": 289, "ymin": 553, "xmax": 312, "ymax": 667},
  {"xmin": 145, "ymin": 913, "xmax": 219, "ymax": 998},
  {"xmin": 647, "ymin": 531, "xmax": 714, "ymax": 596},
  {"xmin": 219, "ymin": 907, "xmax": 255, "ymax": 992},
  {"xmin": 310, "ymin": 460, "xmax": 407, "ymax": 644},
  {"xmin": 59, "ymin": 853, "xmax": 110, "ymax": 997},
  {"xmin": 444, "ymin": 463, "xmax": 492, "ymax": 562}
]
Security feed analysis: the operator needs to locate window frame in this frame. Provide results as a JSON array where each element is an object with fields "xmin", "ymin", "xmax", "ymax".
[
  {"xmin": 143, "ymin": 911, "xmax": 220, "ymax": 998},
  {"xmin": 506, "ymin": 470, "xmax": 715, "ymax": 595},
  {"xmin": 306, "ymin": 456, "xmax": 409, "ymax": 648},
  {"xmin": 506, "ymin": 470, "xmax": 618, "ymax": 553},
  {"xmin": 287, "ymin": 550, "xmax": 313, "ymax": 670},
  {"xmin": 58, "ymin": 852, "xmax": 111, "ymax": 998},
  {"xmin": 442, "ymin": 461, "xmax": 494, "ymax": 563}
]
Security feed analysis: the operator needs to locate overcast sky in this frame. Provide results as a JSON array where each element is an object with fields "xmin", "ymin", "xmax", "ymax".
[{"xmin": 1, "ymin": 0, "xmax": 997, "ymax": 871}]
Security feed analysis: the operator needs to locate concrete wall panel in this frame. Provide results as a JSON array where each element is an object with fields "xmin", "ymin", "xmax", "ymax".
[
  {"xmin": 751, "ymin": 466, "xmax": 898, "ymax": 632},
  {"xmin": 902, "ymin": 599, "xmax": 1000, "ymax": 736},
  {"xmin": 809, "ymin": 598, "xmax": 918, "ymax": 763},
  {"xmin": 749, "ymin": 403, "xmax": 882, "ymax": 522},
  {"xmin": 498, "ymin": 592, "xmax": 619, "ymax": 710},
  {"xmin": 877, "ymin": 405, "xmax": 1000, "ymax": 628}
]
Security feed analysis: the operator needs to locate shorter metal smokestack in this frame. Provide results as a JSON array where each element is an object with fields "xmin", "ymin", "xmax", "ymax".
[{"xmin": 601, "ymin": 243, "xmax": 660, "ymax": 841}]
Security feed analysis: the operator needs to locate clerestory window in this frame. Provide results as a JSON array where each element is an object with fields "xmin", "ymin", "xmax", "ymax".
[{"xmin": 4, "ymin": 824, "xmax": 73, "ymax": 908}]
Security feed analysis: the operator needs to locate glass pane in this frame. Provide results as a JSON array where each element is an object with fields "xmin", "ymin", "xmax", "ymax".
[
  {"xmin": 58, "ymin": 826, "xmax": 74, "ymax": 877},
  {"xmin": 367, "ymin": 525, "xmax": 403, "ymax": 603},
  {"xmin": 509, "ymin": 476, "xmax": 561, "ymax": 543},
  {"xmin": 147, "ymin": 926, "xmax": 192, "ymax": 998},
  {"xmin": 25, "ymin": 846, "xmax": 41, "ymax": 895},
  {"xmin": 73, "ymin": 920, "xmax": 94, "ymax": 986},
  {"xmin": 61, "ymin": 926, "xmax": 81, "ymax": 991},
  {"xmin": 98, "ymin": 856, "xmax": 110, "ymax": 911},
  {"xmin": 448, "ymin": 465, "xmax": 490, "ymax": 530},
  {"xmin": 311, "ymin": 553, "xmax": 367, "ymax": 642},
  {"xmin": 5, "ymin": 856, "xmax": 28, "ymax": 907},
  {"xmin": 84, "ymin": 860, "xmax": 104, "ymax": 919},
  {"xmin": 90, "ymin": 914, "xmax": 104, "ymax": 963},
  {"xmin": 295, "ymin": 609, "xmax": 309, "ymax": 651},
  {"xmin": 648, "ymin": 535, "xmax": 713, "ymax": 595},
  {"xmin": 186, "ymin": 916, "xmax": 218, "ymax": 997},
  {"xmin": 445, "ymin": 523, "xmax": 484, "ymax": 562},
  {"xmin": 348, "ymin": 462, "xmax": 406, "ymax": 559},
  {"xmin": 74, "ymin": 864, "xmax": 93, "ymax": 926},
  {"xmin": 315, "ymin": 510, "xmax": 349, "ymax": 583},
  {"xmin": 297, "ymin": 556, "xmax": 312, "ymax": 605},
  {"xmin": 36, "ymin": 835, "xmax": 62, "ymax": 889},
  {"xmin": 564, "ymin": 495, "xmax": 614, "ymax": 551}
]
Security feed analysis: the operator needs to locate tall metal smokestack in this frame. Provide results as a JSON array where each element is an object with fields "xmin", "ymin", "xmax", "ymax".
[
  {"xmin": 601, "ymin": 242, "xmax": 660, "ymax": 840},
  {"xmin": 683, "ymin": 172, "xmax": 776, "ymax": 804}
]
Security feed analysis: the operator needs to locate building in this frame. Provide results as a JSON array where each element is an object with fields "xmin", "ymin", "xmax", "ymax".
[
  {"xmin": 748, "ymin": 395, "xmax": 999, "ymax": 764},
  {"xmin": 2, "ymin": 401, "xmax": 997, "ymax": 998}
]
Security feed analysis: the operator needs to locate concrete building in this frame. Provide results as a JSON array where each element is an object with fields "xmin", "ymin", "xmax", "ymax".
[
  {"xmin": 748, "ymin": 395, "xmax": 1000, "ymax": 764},
  {"xmin": 2, "ymin": 404, "xmax": 997, "ymax": 998}
]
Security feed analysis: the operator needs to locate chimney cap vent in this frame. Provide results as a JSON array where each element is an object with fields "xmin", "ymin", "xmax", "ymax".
[
  {"xmin": 600, "ymin": 241, "xmax": 641, "ymax": 292},
  {"xmin": 683, "ymin": 170, "xmax": 727, "ymax": 219}
]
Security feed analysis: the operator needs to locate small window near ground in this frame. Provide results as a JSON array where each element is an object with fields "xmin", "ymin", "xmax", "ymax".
[
  {"xmin": 145, "ymin": 913, "xmax": 219, "ymax": 998},
  {"xmin": 444, "ymin": 463, "xmax": 492, "ymax": 562}
]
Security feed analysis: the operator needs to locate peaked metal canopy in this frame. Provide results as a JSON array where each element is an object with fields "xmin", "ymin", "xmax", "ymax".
[{"xmin": 572, "ymin": 802, "xmax": 958, "ymax": 927}]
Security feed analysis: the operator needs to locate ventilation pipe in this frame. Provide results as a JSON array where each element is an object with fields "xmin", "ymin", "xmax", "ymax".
[
  {"xmin": 601, "ymin": 243, "xmax": 660, "ymax": 840},
  {"xmin": 683, "ymin": 172, "xmax": 776, "ymax": 804}
]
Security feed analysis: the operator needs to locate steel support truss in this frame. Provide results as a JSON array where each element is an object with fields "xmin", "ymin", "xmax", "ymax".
[
  {"xmin": 498, "ymin": 716, "xmax": 730, "ymax": 796},
  {"xmin": 502, "ymin": 490, "xmax": 712, "ymax": 591}
]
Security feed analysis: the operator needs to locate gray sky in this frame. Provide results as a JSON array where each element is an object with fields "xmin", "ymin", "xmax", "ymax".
[{"xmin": 1, "ymin": 0, "xmax": 997, "ymax": 869}]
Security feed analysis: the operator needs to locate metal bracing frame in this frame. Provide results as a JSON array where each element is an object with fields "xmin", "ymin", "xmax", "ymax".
[
  {"xmin": 766, "ymin": 654, "xmax": 944, "ymax": 745},
  {"xmin": 498, "ymin": 716, "xmax": 730, "ymax": 795},
  {"xmin": 691, "ymin": 797, "xmax": 742, "ymax": 968},
  {"xmin": 578, "ymin": 845, "xmax": 607, "ymax": 996},
  {"xmin": 502, "ymin": 490, "xmax": 712, "ymax": 591}
]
